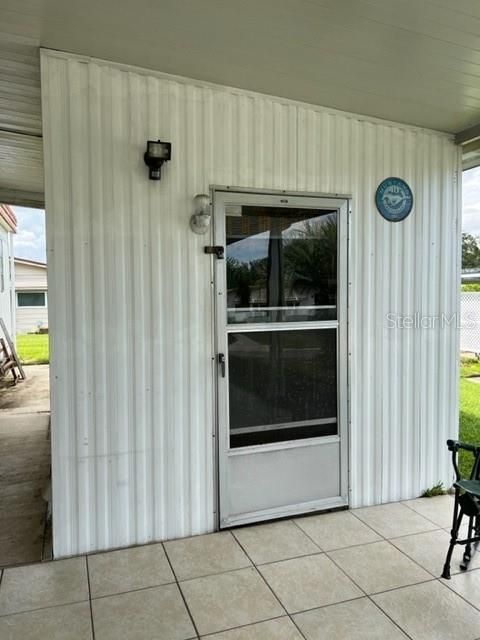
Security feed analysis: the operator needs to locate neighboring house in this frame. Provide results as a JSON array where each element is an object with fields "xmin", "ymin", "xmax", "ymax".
[
  {"xmin": 14, "ymin": 258, "xmax": 48, "ymax": 334},
  {"xmin": 0, "ymin": 205, "xmax": 17, "ymax": 339}
]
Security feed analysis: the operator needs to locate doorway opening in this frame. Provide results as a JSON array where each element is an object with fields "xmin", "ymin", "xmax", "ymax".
[
  {"xmin": 0, "ymin": 203, "xmax": 51, "ymax": 567},
  {"xmin": 213, "ymin": 190, "xmax": 349, "ymax": 528}
]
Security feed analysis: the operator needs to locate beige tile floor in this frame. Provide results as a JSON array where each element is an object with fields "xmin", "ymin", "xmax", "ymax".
[{"xmin": 1, "ymin": 495, "xmax": 480, "ymax": 639}]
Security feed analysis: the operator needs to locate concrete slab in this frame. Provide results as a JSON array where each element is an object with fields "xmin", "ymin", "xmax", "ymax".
[
  {"xmin": 0, "ymin": 412, "xmax": 51, "ymax": 567},
  {"xmin": 0, "ymin": 364, "xmax": 50, "ymax": 413}
]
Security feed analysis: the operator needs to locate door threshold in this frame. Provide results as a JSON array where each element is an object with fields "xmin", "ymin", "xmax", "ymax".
[{"xmin": 220, "ymin": 496, "xmax": 348, "ymax": 529}]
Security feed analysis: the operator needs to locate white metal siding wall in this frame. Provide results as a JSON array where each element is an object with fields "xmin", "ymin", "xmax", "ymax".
[
  {"xmin": 16, "ymin": 306, "xmax": 48, "ymax": 334},
  {"xmin": 0, "ymin": 226, "xmax": 15, "ymax": 338},
  {"xmin": 41, "ymin": 51, "xmax": 461, "ymax": 558},
  {"xmin": 15, "ymin": 262, "xmax": 48, "ymax": 290}
]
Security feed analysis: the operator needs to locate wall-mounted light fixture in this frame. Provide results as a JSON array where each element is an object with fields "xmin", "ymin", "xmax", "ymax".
[
  {"xmin": 143, "ymin": 140, "xmax": 171, "ymax": 180},
  {"xmin": 190, "ymin": 194, "xmax": 211, "ymax": 234}
]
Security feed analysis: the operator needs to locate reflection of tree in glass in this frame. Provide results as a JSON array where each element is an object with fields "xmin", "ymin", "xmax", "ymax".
[
  {"xmin": 227, "ymin": 257, "xmax": 267, "ymax": 306},
  {"xmin": 283, "ymin": 218, "xmax": 337, "ymax": 305}
]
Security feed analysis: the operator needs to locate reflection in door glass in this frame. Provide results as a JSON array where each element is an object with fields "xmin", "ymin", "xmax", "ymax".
[
  {"xmin": 228, "ymin": 328, "xmax": 337, "ymax": 447},
  {"xmin": 226, "ymin": 206, "xmax": 337, "ymax": 324}
]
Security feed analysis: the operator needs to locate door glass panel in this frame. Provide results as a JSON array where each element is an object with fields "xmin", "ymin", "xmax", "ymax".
[
  {"xmin": 228, "ymin": 328, "xmax": 337, "ymax": 448},
  {"xmin": 226, "ymin": 206, "xmax": 337, "ymax": 324}
]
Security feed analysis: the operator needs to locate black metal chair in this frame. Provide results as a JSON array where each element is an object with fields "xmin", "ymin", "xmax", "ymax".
[{"xmin": 442, "ymin": 439, "xmax": 480, "ymax": 579}]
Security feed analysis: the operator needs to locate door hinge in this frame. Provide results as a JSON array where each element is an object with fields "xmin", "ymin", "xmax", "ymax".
[{"xmin": 204, "ymin": 245, "xmax": 224, "ymax": 259}]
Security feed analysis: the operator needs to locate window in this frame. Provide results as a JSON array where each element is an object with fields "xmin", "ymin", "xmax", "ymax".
[{"xmin": 17, "ymin": 292, "xmax": 46, "ymax": 307}]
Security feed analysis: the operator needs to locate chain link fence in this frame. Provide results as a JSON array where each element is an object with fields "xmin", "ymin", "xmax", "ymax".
[{"xmin": 461, "ymin": 292, "xmax": 480, "ymax": 354}]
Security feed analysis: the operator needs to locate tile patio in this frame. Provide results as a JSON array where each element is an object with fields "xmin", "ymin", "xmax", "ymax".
[{"xmin": 1, "ymin": 495, "xmax": 480, "ymax": 639}]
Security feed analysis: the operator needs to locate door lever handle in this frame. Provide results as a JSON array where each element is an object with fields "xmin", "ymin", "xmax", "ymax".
[{"xmin": 218, "ymin": 353, "xmax": 226, "ymax": 377}]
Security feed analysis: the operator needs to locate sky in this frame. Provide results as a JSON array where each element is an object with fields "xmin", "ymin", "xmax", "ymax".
[
  {"xmin": 12, "ymin": 206, "xmax": 46, "ymax": 263},
  {"xmin": 8, "ymin": 171, "xmax": 480, "ymax": 263},
  {"xmin": 462, "ymin": 166, "xmax": 480, "ymax": 236}
]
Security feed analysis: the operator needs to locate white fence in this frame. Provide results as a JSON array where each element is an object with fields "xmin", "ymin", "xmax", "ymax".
[{"xmin": 461, "ymin": 292, "xmax": 480, "ymax": 353}]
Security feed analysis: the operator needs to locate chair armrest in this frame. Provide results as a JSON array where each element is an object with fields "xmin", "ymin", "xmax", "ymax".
[{"xmin": 447, "ymin": 439, "xmax": 480, "ymax": 454}]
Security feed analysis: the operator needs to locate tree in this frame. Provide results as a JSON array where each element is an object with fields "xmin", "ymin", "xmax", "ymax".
[
  {"xmin": 462, "ymin": 233, "xmax": 480, "ymax": 269},
  {"xmin": 283, "ymin": 218, "xmax": 337, "ymax": 305}
]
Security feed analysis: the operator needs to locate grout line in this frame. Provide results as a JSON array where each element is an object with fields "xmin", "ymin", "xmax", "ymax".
[
  {"xmin": 288, "ymin": 519, "xmax": 324, "ymax": 550},
  {"xmin": 292, "ymin": 511, "xmax": 436, "ymax": 638},
  {"xmin": 255, "ymin": 550, "xmax": 324, "ymax": 567},
  {"xmin": 0, "ymin": 598, "xmax": 90, "ymax": 619},
  {"xmin": 368, "ymin": 596, "xmax": 415, "ymax": 640},
  {"xmin": 363, "ymin": 577, "xmax": 438, "ymax": 598},
  {"xmin": 161, "ymin": 542, "xmax": 201, "ymax": 639},
  {"xmin": 440, "ymin": 573, "xmax": 480, "ymax": 613},
  {"xmin": 346, "ymin": 507, "xmax": 459, "ymax": 579},
  {"xmin": 85, "ymin": 556, "xmax": 96, "ymax": 640},
  {"xmin": 230, "ymin": 531, "xmax": 308, "ymax": 640},
  {"xmin": 350, "ymin": 502, "xmax": 436, "ymax": 540},
  {"xmin": 387, "ymin": 525, "xmax": 445, "ymax": 542},
  {"xmin": 323, "ymin": 542, "xmax": 422, "ymax": 640},
  {"xmin": 174, "ymin": 564, "xmax": 253, "ymax": 585},
  {"xmin": 296, "ymin": 525, "xmax": 369, "ymax": 598},
  {"xmin": 87, "ymin": 580, "xmax": 176, "ymax": 601},
  {"xmin": 230, "ymin": 521, "xmax": 325, "ymax": 567},
  {"xmin": 195, "ymin": 614, "xmax": 289, "ymax": 638}
]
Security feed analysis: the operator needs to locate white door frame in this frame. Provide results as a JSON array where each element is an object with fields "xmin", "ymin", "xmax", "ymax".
[{"xmin": 212, "ymin": 187, "xmax": 351, "ymax": 528}]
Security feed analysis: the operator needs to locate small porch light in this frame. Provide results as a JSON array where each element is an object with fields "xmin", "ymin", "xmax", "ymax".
[
  {"xmin": 143, "ymin": 140, "xmax": 171, "ymax": 180},
  {"xmin": 190, "ymin": 194, "xmax": 211, "ymax": 234}
]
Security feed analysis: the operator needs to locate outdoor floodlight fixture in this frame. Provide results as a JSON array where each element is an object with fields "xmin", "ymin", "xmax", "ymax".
[
  {"xmin": 190, "ymin": 194, "xmax": 211, "ymax": 234},
  {"xmin": 143, "ymin": 140, "xmax": 171, "ymax": 180}
]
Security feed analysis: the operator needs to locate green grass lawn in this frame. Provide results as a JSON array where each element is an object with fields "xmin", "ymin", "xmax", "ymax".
[
  {"xmin": 16, "ymin": 333, "xmax": 49, "ymax": 365},
  {"xmin": 459, "ymin": 358, "xmax": 480, "ymax": 478},
  {"xmin": 8, "ymin": 335, "xmax": 480, "ymax": 479}
]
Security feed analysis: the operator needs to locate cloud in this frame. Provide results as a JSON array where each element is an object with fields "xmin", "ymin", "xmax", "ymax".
[
  {"xmin": 463, "ymin": 167, "xmax": 480, "ymax": 236},
  {"xmin": 12, "ymin": 206, "xmax": 46, "ymax": 263}
]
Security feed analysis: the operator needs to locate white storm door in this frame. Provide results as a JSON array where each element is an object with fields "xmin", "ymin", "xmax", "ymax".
[{"xmin": 214, "ymin": 190, "xmax": 349, "ymax": 528}]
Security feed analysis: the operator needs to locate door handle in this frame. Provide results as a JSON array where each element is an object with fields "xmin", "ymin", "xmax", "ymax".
[{"xmin": 218, "ymin": 353, "xmax": 226, "ymax": 377}]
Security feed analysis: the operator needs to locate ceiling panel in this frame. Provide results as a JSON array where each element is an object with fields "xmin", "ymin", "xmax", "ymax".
[
  {"xmin": 0, "ymin": 130, "xmax": 43, "ymax": 205},
  {"xmin": 0, "ymin": 35, "xmax": 40, "ymax": 136},
  {"xmin": 1, "ymin": 0, "xmax": 480, "ymax": 137}
]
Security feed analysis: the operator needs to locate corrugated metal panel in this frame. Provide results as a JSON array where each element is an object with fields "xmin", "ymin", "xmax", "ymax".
[
  {"xmin": 0, "ymin": 37, "xmax": 41, "ymax": 136},
  {"xmin": 41, "ymin": 50, "xmax": 461, "ymax": 557},
  {"xmin": 0, "ymin": 130, "xmax": 44, "ymax": 205},
  {"xmin": 297, "ymin": 112, "xmax": 461, "ymax": 506},
  {"xmin": 0, "ymin": 35, "xmax": 44, "ymax": 205}
]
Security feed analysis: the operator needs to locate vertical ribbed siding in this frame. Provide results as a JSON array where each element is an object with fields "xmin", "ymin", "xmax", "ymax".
[
  {"xmin": 297, "ymin": 112, "xmax": 460, "ymax": 506},
  {"xmin": 41, "ymin": 51, "xmax": 460, "ymax": 557}
]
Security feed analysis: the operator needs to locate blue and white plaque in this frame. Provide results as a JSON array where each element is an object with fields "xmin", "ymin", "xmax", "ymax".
[{"xmin": 375, "ymin": 177, "xmax": 413, "ymax": 222}]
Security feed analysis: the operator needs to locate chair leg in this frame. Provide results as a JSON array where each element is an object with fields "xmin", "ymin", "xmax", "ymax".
[
  {"xmin": 442, "ymin": 493, "xmax": 463, "ymax": 580},
  {"xmin": 461, "ymin": 516, "xmax": 474, "ymax": 571}
]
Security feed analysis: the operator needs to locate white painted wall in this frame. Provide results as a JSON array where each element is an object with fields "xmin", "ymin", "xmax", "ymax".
[
  {"xmin": 15, "ymin": 260, "xmax": 47, "ymax": 290},
  {"xmin": 16, "ymin": 305, "xmax": 48, "ymax": 335},
  {"xmin": 14, "ymin": 260, "xmax": 48, "ymax": 334},
  {"xmin": 0, "ymin": 222, "xmax": 15, "ymax": 339},
  {"xmin": 41, "ymin": 50, "xmax": 461, "ymax": 558}
]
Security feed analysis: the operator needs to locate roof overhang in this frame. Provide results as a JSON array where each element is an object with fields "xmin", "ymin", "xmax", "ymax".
[
  {"xmin": 14, "ymin": 257, "xmax": 47, "ymax": 269},
  {"xmin": 0, "ymin": 204, "xmax": 17, "ymax": 233},
  {"xmin": 456, "ymin": 123, "xmax": 480, "ymax": 171},
  {"xmin": 2, "ymin": 0, "xmax": 480, "ymax": 194}
]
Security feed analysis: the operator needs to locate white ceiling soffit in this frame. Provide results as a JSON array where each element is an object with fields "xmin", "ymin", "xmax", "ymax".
[
  {"xmin": 1, "ymin": 0, "xmax": 480, "ymax": 134},
  {"xmin": 0, "ymin": 14, "xmax": 42, "ymax": 204},
  {"xmin": 0, "ymin": 130, "xmax": 43, "ymax": 206},
  {"xmin": 0, "ymin": 35, "xmax": 41, "ymax": 136}
]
